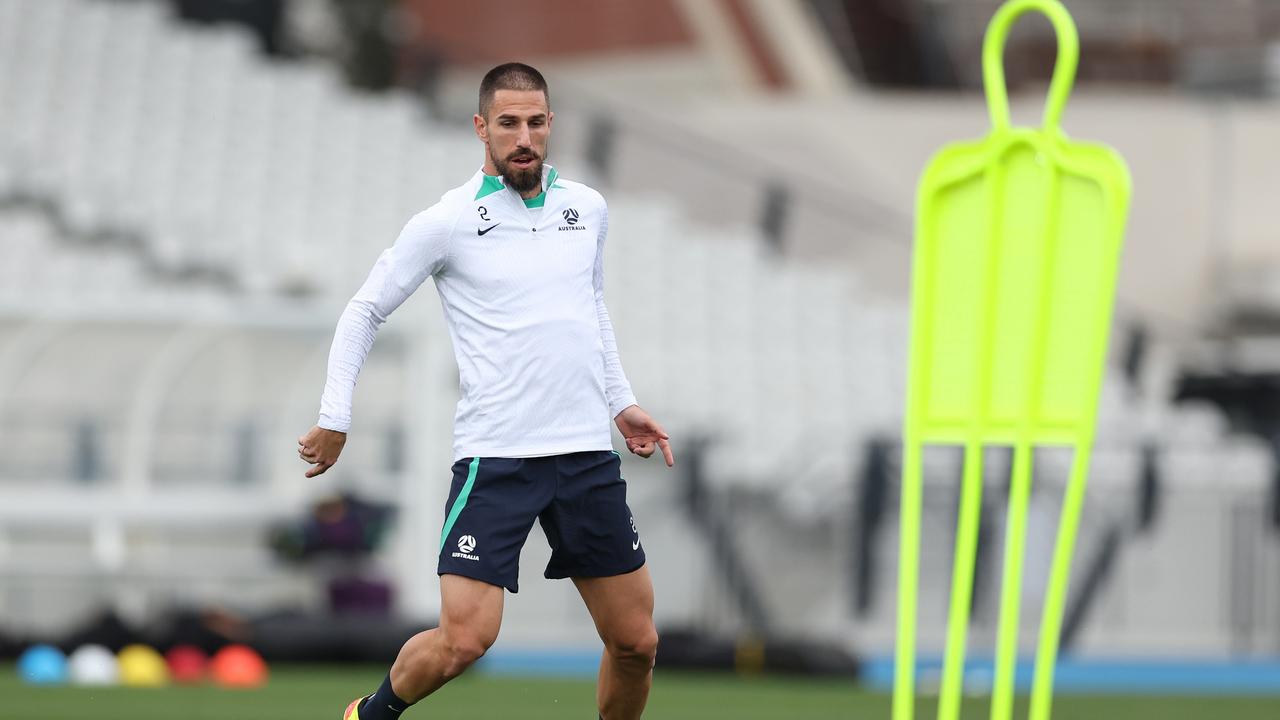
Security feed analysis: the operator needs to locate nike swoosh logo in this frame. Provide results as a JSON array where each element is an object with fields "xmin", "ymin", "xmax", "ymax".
[
  {"xmin": 477, "ymin": 223, "xmax": 500, "ymax": 236},
  {"xmin": 632, "ymin": 539, "xmax": 641, "ymax": 550}
]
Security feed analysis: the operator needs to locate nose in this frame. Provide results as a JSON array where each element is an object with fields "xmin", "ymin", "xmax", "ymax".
[{"xmin": 516, "ymin": 122, "xmax": 532, "ymax": 148}]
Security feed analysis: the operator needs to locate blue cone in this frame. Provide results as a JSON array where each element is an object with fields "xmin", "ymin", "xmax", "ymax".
[{"xmin": 18, "ymin": 644, "xmax": 69, "ymax": 685}]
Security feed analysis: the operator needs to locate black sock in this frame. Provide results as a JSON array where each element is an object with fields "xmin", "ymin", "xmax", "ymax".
[{"xmin": 360, "ymin": 675, "xmax": 412, "ymax": 719}]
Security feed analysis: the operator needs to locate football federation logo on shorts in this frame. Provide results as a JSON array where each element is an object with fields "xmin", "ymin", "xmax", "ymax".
[{"xmin": 452, "ymin": 535, "xmax": 479, "ymax": 561}]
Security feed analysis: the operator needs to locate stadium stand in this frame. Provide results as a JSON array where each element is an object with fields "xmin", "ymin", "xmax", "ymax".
[{"xmin": 1, "ymin": 0, "xmax": 1277, "ymax": 661}]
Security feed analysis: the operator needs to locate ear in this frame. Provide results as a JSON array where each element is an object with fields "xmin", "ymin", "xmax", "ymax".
[
  {"xmin": 547, "ymin": 110, "xmax": 554, "ymax": 130},
  {"xmin": 473, "ymin": 113, "xmax": 487, "ymax": 143}
]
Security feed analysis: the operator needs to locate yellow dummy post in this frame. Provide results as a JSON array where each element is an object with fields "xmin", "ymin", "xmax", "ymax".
[{"xmin": 892, "ymin": 1, "xmax": 1131, "ymax": 719}]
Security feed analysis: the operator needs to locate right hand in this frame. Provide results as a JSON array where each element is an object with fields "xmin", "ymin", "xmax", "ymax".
[{"xmin": 298, "ymin": 426, "xmax": 347, "ymax": 478}]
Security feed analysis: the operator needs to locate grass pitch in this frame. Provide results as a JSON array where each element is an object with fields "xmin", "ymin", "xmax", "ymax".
[{"xmin": 5, "ymin": 665, "xmax": 1279, "ymax": 719}]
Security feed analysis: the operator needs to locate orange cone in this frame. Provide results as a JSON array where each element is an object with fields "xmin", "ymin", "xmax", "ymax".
[{"xmin": 209, "ymin": 644, "xmax": 268, "ymax": 688}]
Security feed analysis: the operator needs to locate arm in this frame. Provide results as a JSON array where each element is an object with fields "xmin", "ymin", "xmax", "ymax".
[
  {"xmin": 593, "ymin": 200, "xmax": 638, "ymax": 418},
  {"xmin": 594, "ymin": 200, "xmax": 674, "ymax": 467},
  {"xmin": 299, "ymin": 206, "xmax": 452, "ymax": 477}
]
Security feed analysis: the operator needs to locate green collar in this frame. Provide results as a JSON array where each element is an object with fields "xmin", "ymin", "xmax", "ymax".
[
  {"xmin": 475, "ymin": 174, "xmax": 503, "ymax": 200},
  {"xmin": 474, "ymin": 166, "xmax": 563, "ymax": 202}
]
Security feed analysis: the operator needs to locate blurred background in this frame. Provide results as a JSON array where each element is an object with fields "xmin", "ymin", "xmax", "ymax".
[{"xmin": 3, "ymin": 0, "xmax": 1280, "ymax": 716}]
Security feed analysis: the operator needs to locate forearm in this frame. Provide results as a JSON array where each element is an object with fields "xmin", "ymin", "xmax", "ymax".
[
  {"xmin": 318, "ymin": 298, "xmax": 386, "ymax": 432},
  {"xmin": 596, "ymin": 294, "xmax": 637, "ymax": 417}
]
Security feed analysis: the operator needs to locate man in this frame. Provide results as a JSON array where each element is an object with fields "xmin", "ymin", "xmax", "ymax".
[{"xmin": 297, "ymin": 63, "xmax": 673, "ymax": 720}]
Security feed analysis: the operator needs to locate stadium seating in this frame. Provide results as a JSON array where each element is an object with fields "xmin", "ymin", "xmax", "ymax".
[{"xmin": 1, "ymin": 0, "xmax": 1275, "ymax": 659}]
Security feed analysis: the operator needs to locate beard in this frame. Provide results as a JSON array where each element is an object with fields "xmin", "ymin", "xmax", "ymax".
[{"xmin": 490, "ymin": 145, "xmax": 544, "ymax": 194}]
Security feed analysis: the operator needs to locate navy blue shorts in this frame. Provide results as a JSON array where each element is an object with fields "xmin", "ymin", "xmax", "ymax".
[{"xmin": 436, "ymin": 450, "xmax": 645, "ymax": 593}]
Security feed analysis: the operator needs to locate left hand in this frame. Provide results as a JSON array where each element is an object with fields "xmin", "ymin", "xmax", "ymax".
[{"xmin": 614, "ymin": 405, "xmax": 674, "ymax": 467}]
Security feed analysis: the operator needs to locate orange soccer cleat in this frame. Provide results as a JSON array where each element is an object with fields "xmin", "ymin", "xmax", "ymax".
[{"xmin": 342, "ymin": 696, "xmax": 367, "ymax": 720}]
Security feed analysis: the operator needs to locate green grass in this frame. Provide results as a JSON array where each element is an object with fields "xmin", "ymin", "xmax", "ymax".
[{"xmin": 4, "ymin": 665, "xmax": 1279, "ymax": 719}]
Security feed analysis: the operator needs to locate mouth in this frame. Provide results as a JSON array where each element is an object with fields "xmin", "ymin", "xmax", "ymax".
[{"xmin": 509, "ymin": 155, "xmax": 537, "ymax": 169}]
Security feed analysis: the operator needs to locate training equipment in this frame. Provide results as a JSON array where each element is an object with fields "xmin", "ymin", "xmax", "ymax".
[
  {"xmin": 893, "ymin": 1, "xmax": 1131, "ymax": 720},
  {"xmin": 118, "ymin": 644, "xmax": 170, "ymax": 687},
  {"xmin": 67, "ymin": 644, "xmax": 120, "ymax": 686},
  {"xmin": 210, "ymin": 644, "xmax": 269, "ymax": 688},
  {"xmin": 165, "ymin": 644, "xmax": 209, "ymax": 684},
  {"xmin": 17, "ymin": 644, "xmax": 68, "ymax": 685}
]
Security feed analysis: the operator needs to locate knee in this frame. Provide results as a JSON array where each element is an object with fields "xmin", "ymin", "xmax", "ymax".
[
  {"xmin": 605, "ymin": 624, "xmax": 659, "ymax": 669},
  {"xmin": 440, "ymin": 633, "xmax": 492, "ymax": 679}
]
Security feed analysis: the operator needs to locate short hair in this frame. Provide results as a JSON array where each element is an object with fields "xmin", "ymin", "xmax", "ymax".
[{"xmin": 478, "ymin": 63, "xmax": 549, "ymax": 119}]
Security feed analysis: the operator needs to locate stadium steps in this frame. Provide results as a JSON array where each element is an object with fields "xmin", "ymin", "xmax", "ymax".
[{"xmin": 1, "ymin": 0, "xmax": 1276, "ymax": 657}]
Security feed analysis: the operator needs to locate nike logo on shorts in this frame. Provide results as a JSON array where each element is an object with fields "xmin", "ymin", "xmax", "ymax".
[{"xmin": 633, "ymin": 539, "xmax": 641, "ymax": 550}]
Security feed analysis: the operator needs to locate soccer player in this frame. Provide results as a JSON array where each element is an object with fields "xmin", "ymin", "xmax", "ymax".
[{"xmin": 297, "ymin": 63, "xmax": 674, "ymax": 720}]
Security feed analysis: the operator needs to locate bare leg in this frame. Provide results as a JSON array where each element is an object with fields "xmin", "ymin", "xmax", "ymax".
[
  {"xmin": 573, "ymin": 565, "xmax": 659, "ymax": 720},
  {"xmin": 387, "ymin": 574, "xmax": 504, "ymax": 703}
]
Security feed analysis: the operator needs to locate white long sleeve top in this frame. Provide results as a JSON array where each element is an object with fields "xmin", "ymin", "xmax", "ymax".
[{"xmin": 317, "ymin": 165, "xmax": 637, "ymax": 461}]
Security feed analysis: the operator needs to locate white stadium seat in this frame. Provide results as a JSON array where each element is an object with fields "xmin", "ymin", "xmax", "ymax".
[{"xmin": 1, "ymin": 0, "xmax": 1275, "ymax": 657}]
